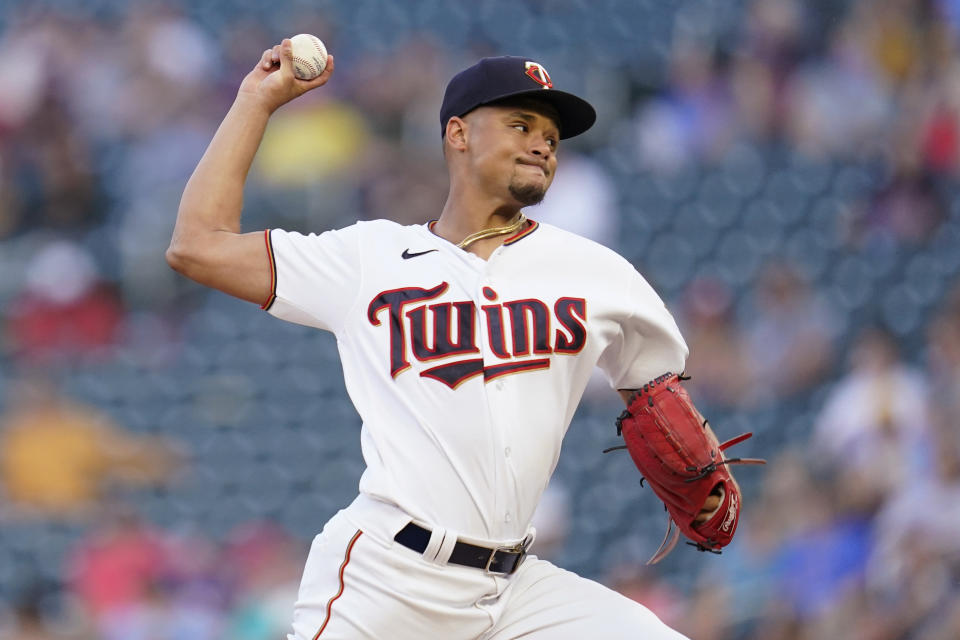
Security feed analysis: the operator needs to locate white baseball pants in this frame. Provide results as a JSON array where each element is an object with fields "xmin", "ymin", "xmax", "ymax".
[{"xmin": 286, "ymin": 495, "xmax": 687, "ymax": 640}]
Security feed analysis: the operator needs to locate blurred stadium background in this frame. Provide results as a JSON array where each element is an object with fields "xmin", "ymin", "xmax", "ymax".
[{"xmin": 1, "ymin": 0, "xmax": 960, "ymax": 637}]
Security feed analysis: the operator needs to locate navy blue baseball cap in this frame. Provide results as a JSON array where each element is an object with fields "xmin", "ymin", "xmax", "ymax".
[{"xmin": 440, "ymin": 56, "xmax": 596, "ymax": 140}]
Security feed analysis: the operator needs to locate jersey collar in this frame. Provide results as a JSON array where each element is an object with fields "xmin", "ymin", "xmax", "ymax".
[{"xmin": 426, "ymin": 218, "xmax": 539, "ymax": 248}]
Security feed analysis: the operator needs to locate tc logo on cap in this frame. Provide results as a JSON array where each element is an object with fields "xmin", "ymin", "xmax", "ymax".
[{"xmin": 524, "ymin": 61, "xmax": 553, "ymax": 89}]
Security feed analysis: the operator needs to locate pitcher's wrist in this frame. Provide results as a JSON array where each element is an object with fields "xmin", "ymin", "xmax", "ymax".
[{"xmin": 232, "ymin": 91, "xmax": 276, "ymax": 118}]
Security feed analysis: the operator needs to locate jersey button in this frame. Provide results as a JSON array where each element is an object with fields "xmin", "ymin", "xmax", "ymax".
[
  {"xmin": 504, "ymin": 447, "xmax": 511, "ymax": 457},
  {"xmin": 504, "ymin": 512, "xmax": 512, "ymax": 523},
  {"xmin": 495, "ymin": 380, "xmax": 504, "ymax": 391}
]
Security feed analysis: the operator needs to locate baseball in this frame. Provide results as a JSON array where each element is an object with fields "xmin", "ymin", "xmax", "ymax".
[{"xmin": 290, "ymin": 33, "xmax": 327, "ymax": 80}]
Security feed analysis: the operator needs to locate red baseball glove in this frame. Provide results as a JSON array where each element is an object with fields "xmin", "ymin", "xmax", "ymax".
[{"xmin": 607, "ymin": 373, "xmax": 765, "ymax": 563}]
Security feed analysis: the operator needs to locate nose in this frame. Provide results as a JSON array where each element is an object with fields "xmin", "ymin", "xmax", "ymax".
[{"xmin": 530, "ymin": 135, "xmax": 552, "ymax": 158}]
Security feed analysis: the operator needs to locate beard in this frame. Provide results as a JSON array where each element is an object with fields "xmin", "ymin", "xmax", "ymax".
[{"xmin": 508, "ymin": 175, "xmax": 548, "ymax": 206}]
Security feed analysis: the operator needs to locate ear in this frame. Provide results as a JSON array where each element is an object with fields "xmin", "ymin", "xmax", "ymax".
[{"xmin": 445, "ymin": 117, "xmax": 468, "ymax": 152}]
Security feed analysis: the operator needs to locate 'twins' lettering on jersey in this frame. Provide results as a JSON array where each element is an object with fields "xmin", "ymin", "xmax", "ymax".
[{"xmin": 367, "ymin": 282, "xmax": 587, "ymax": 389}]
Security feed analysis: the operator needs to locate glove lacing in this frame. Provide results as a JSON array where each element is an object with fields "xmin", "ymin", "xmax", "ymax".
[{"xmin": 604, "ymin": 373, "xmax": 765, "ymax": 563}]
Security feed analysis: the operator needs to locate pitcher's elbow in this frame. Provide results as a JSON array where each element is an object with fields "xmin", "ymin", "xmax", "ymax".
[{"xmin": 165, "ymin": 242, "xmax": 193, "ymax": 276}]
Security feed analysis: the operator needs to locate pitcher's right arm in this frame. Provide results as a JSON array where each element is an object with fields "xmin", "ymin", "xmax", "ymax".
[{"xmin": 166, "ymin": 39, "xmax": 334, "ymax": 305}]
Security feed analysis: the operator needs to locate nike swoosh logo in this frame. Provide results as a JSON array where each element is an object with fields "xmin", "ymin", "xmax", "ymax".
[{"xmin": 401, "ymin": 248, "xmax": 438, "ymax": 260}]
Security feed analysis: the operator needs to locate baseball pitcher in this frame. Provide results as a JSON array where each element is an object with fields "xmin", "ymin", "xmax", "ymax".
[{"xmin": 169, "ymin": 38, "xmax": 759, "ymax": 640}]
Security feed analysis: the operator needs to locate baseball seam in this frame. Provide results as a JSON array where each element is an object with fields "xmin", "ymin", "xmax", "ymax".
[{"xmin": 292, "ymin": 55, "xmax": 318, "ymax": 78}]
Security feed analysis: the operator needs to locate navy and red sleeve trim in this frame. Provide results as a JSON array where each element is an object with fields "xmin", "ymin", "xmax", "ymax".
[{"xmin": 260, "ymin": 229, "xmax": 278, "ymax": 311}]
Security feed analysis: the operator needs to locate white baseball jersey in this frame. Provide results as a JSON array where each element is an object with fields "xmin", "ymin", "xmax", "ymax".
[{"xmin": 263, "ymin": 218, "xmax": 688, "ymax": 543}]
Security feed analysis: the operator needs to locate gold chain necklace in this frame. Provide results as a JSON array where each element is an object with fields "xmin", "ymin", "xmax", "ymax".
[{"xmin": 456, "ymin": 214, "xmax": 527, "ymax": 250}]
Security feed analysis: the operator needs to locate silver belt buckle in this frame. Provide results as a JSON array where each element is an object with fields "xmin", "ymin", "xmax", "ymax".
[{"xmin": 484, "ymin": 540, "xmax": 528, "ymax": 576}]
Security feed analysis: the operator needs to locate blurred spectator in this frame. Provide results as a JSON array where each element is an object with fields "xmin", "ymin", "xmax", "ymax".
[
  {"xmin": 698, "ymin": 488, "xmax": 787, "ymax": 634},
  {"xmin": 906, "ymin": 9, "xmax": 960, "ymax": 175},
  {"xmin": 783, "ymin": 20, "xmax": 891, "ymax": 158},
  {"xmin": 743, "ymin": 260, "xmax": 839, "ymax": 403},
  {"xmin": 4, "ymin": 579, "xmax": 91, "ymax": 640},
  {"xmin": 112, "ymin": 5, "xmax": 220, "ymax": 137},
  {"xmin": 66, "ymin": 508, "xmax": 224, "ymax": 639},
  {"xmin": 161, "ymin": 531, "xmax": 230, "ymax": 613},
  {"xmin": 850, "ymin": 0, "xmax": 928, "ymax": 87},
  {"xmin": 529, "ymin": 152, "xmax": 620, "ymax": 249},
  {"xmin": 916, "ymin": 64, "xmax": 960, "ymax": 174},
  {"xmin": 98, "ymin": 580, "xmax": 223, "ymax": 640},
  {"xmin": 673, "ymin": 579, "xmax": 730, "ymax": 640},
  {"xmin": 728, "ymin": 52, "xmax": 779, "ymax": 143},
  {"xmin": 812, "ymin": 327, "xmax": 934, "ymax": 499},
  {"xmin": 347, "ymin": 36, "xmax": 447, "ymax": 146},
  {"xmin": 0, "ymin": 376, "xmax": 180, "ymax": 517},
  {"xmin": 848, "ymin": 163, "xmax": 946, "ymax": 246},
  {"xmin": 97, "ymin": 531, "xmax": 225, "ymax": 640},
  {"xmin": 216, "ymin": 18, "xmax": 278, "ymax": 95},
  {"xmin": 66, "ymin": 508, "xmax": 167, "ymax": 621},
  {"xmin": 3, "ymin": 241, "xmax": 124, "ymax": 364},
  {"xmin": 253, "ymin": 100, "xmax": 370, "ymax": 190},
  {"xmin": 634, "ymin": 40, "xmax": 735, "ymax": 171},
  {"xmin": 0, "ymin": 9, "xmax": 106, "ymax": 237},
  {"xmin": 223, "ymin": 523, "xmax": 304, "ymax": 640},
  {"xmin": 675, "ymin": 276, "xmax": 752, "ymax": 409},
  {"xmin": 865, "ymin": 427, "xmax": 960, "ymax": 637},
  {"xmin": 926, "ymin": 281, "xmax": 960, "ymax": 428},
  {"xmin": 0, "ymin": 8, "xmax": 50, "ymax": 134},
  {"xmin": 747, "ymin": 451, "xmax": 873, "ymax": 638},
  {"xmin": 700, "ymin": 0, "xmax": 808, "ymax": 154},
  {"xmin": 0, "ymin": 94, "xmax": 102, "ymax": 237},
  {"xmin": 360, "ymin": 144, "xmax": 447, "ymax": 226},
  {"xmin": 248, "ymin": 97, "xmax": 373, "ymax": 233},
  {"xmin": 741, "ymin": 0, "xmax": 807, "ymax": 77}
]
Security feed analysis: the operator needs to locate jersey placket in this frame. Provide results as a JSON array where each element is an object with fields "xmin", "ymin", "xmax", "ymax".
[{"xmin": 476, "ymin": 250, "xmax": 523, "ymax": 538}]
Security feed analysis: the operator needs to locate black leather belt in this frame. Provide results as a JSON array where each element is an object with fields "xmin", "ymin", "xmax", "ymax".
[{"xmin": 394, "ymin": 522, "xmax": 529, "ymax": 575}]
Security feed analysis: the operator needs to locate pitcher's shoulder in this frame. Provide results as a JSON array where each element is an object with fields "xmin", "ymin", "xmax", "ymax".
[
  {"xmin": 350, "ymin": 218, "xmax": 435, "ymax": 241},
  {"xmin": 533, "ymin": 221, "xmax": 634, "ymax": 270}
]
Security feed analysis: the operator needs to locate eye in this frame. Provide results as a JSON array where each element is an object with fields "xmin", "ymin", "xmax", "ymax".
[
  {"xmin": 546, "ymin": 138, "xmax": 557, "ymax": 148},
  {"xmin": 512, "ymin": 123, "xmax": 528, "ymax": 132}
]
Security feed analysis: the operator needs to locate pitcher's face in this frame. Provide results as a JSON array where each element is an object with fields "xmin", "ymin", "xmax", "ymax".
[{"xmin": 462, "ymin": 102, "xmax": 560, "ymax": 206}]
